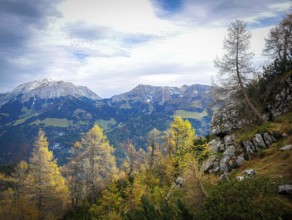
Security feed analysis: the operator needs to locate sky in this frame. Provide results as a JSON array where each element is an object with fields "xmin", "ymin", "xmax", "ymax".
[{"xmin": 0, "ymin": 0, "xmax": 291, "ymax": 98}]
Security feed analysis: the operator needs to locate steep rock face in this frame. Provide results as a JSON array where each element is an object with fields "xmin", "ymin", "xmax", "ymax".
[
  {"xmin": 211, "ymin": 75, "xmax": 292, "ymax": 135},
  {"xmin": 202, "ymin": 132, "xmax": 276, "ymax": 174},
  {"xmin": 211, "ymin": 103, "xmax": 240, "ymax": 135},
  {"xmin": 266, "ymin": 75, "xmax": 292, "ymax": 119}
]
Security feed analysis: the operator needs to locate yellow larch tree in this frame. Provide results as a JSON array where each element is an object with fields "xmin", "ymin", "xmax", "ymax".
[
  {"xmin": 26, "ymin": 129, "xmax": 68, "ymax": 219},
  {"xmin": 65, "ymin": 125, "xmax": 118, "ymax": 205}
]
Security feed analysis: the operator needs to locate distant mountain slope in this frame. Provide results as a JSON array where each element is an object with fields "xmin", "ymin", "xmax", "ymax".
[
  {"xmin": 0, "ymin": 79, "xmax": 101, "ymax": 106},
  {"xmin": 111, "ymin": 84, "xmax": 210, "ymax": 104},
  {"xmin": 0, "ymin": 80, "xmax": 213, "ymax": 165}
]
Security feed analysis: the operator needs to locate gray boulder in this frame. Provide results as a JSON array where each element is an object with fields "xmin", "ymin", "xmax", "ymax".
[
  {"xmin": 279, "ymin": 144, "xmax": 292, "ymax": 151},
  {"xmin": 223, "ymin": 145, "xmax": 236, "ymax": 157},
  {"xmin": 263, "ymin": 132, "xmax": 275, "ymax": 146},
  {"xmin": 174, "ymin": 177, "xmax": 185, "ymax": 188},
  {"xmin": 201, "ymin": 155, "xmax": 220, "ymax": 174},
  {"xmin": 208, "ymin": 138, "xmax": 222, "ymax": 153},
  {"xmin": 242, "ymin": 140, "xmax": 255, "ymax": 154},
  {"xmin": 224, "ymin": 135, "xmax": 235, "ymax": 147},
  {"xmin": 236, "ymin": 155, "xmax": 245, "ymax": 166},
  {"xmin": 219, "ymin": 156, "xmax": 230, "ymax": 173},
  {"xmin": 236, "ymin": 176, "xmax": 245, "ymax": 181},
  {"xmin": 252, "ymin": 134, "xmax": 267, "ymax": 149},
  {"xmin": 228, "ymin": 157, "xmax": 238, "ymax": 169},
  {"xmin": 243, "ymin": 169, "xmax": 256, "ymax": 176},
  {"xmin": 278, "ymin": 185, "xmax": 292, "ymax": 194}
]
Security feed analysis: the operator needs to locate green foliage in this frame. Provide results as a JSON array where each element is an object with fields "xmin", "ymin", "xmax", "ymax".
[
  {"xmin": 165, "ymin": 116, "xmax": 197, "ymax": 176},
  {"xmin": 125, "ymin": 196, "xmax": 194, "ymax": 220},
  {"xmin": 192, "ymin": 138, "xmax": 211, "ymax": 163},
  {"xmin": 90, "ymin": 183, "xmax": 123, "ymax": 219},
  {"xmin": 62, "ymin": 205, "xmax": 91, "ymax": 220},
  {"xmin": 96, "ymin": 118, "xmax": 117, "ymax": 130},
  {"xmin": 198, "ymin": 177, "xmax": 292, "ymax": 220},
  {"xmin": 261, "ymin": 59, "xmax": 292, "ymax": 84},
  {"xmin": 0, "ymin": 164, "xmax": 16, "ymax": 176},
  {"xmin": 275, "ymin": 111, "xmax": 292, "ymax": 124},
  {"xmin": 256, "ymin": 149, "xmax": 267, "ymax": 158}
]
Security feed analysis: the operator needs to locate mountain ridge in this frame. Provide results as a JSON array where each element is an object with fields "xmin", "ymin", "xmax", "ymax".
[
  {"xmin": 0, "ymin": 79, "xmax": 101, "ymax": 106},
  {"xmin": 111, "ymin": 84, "xmax": 210, "ymax": 105},
  {"xmin": 0, "ymin": 79, "xmax": 213, "ymax": 165}
]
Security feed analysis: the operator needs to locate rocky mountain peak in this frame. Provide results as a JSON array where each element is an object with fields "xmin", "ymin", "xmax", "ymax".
[
  {"xmin": 0, "ymin": 79, "xmax": 101, "ymax": 106},
  {"xmin": 111, "ymin": 84, "xmax": 210, "ymax": 104}
]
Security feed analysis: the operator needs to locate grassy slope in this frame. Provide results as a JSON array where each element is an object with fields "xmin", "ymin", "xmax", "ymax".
[
  {"xmin": 231, "ymin": 112, "xmax": 292, "ymax": 182},
  {"xmin": 174, "ymin": 110, "xmax": 208, "ymax": 120}
]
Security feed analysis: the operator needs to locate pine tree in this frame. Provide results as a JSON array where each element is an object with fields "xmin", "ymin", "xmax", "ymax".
[
  {"xmin": 147, "ymin": 128, "xmax": 162, "ymax": 168},
  {"xmin": 62, "ymin": 141, "xmax": 85, "ymax": 208},
  {"xmin": 264, "ymin": 13, "xmax": 292, "ymax": 68},
  {"xmin": 26, "ymin": 129, "xmax": 68, "ymax": 219},
  {"xmin": 89, "ymin": 183, "xmax": 123, "ymax": 218},
  {"xmin": 165, "ymin": 116, "xmax": 196, "ymax": 168},
  {"xmin": 65, "ymin": 125, "xmax": 118, "ymax": 205},
  {"xmin": 214, "ymin": 20, "xmax": 265, "ymax": 122}
]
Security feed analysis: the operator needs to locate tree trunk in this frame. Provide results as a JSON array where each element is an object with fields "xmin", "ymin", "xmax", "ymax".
[{"xmin": 236, "ymin": 38, "xmax": 266, "ymax": 123}]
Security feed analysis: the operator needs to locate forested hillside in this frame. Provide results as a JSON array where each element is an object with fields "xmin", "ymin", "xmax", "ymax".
[
  {"xmin": 0, "ymin": 12, "xmax": 291, "ymax": 220},
  {"xmin": 0, "ymin": 82, "xmax": 212, "ymax": 165}
]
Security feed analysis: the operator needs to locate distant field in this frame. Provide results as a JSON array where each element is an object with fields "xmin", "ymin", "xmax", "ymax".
[
  {"xmin": 30, "ymin": 118, "xmax": 73, "ymax": 127},
  {"xmin": 96, "ymin": 118, "xmax": 117, "ymax": 130},
  {"xmin": 174, "ymin": 110, "xmax": 208, "ymax": 120}
]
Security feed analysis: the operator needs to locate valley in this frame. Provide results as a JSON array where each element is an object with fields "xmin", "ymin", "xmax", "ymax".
[{"xmin": 0, "ymin": 79, "xmax": 213, "ymax": 165}]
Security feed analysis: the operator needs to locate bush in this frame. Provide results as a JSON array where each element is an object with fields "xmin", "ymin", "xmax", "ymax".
[
  {"xmin": 62, "ymin": 205, "xmax": 91, "ymax": 220},
  {"xmin": 125, "ymin": 196, "xmax": 194, "ymax": 220},
  {"xmin": 198, "ymin": 177, "xmax": 292, "ymax": 220}
]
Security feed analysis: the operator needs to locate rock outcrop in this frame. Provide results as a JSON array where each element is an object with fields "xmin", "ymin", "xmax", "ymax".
[
  {"xmin": 211, "ymin": 103, "xmax": 240, "ymax": 136},
  {"xmin": 206, "ymin": 74, "xmax": 291, "ymax": 177},
  {"xmin": 266, "ymin": 75, "xmax": 292, "ymax": 119},
  {"xmin": 202, "ymin": 132, "xmax": 276, "ymax": 174}
]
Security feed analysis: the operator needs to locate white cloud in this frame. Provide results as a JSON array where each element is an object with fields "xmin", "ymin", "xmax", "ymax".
[
  {"xmin": 58, "ymin": 0, "xmax": 177, "ymax": 34},
  {"xmin": 1, "ymin": 0, "xmax": 290, "ymax": 98}
]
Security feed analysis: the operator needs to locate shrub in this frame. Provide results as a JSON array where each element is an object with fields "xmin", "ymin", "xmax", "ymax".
[{"xmin": 198, "ymin": 177, "xmax": 292, "ymax": 220}]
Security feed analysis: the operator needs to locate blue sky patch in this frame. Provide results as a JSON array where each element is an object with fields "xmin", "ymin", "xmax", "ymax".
[{"xmin": 153, "ymin": 0, "xmax": 184, "ymax": 16}]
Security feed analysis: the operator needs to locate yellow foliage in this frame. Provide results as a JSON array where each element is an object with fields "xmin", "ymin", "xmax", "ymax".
[{"xmin": 26, "ymin": 129, "xmax": 69, "ymax": 219}]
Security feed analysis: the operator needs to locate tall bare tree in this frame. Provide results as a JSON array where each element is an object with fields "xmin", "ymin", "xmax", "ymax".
[
  {"xmin": 214, "ymin": 20, "xmax": 265, "ymax": 122},
  {"xmin": 264, "ymin": 13, "xmax": 292, "ymax": 71}
]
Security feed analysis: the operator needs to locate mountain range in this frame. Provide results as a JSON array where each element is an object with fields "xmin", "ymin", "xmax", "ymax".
[{"xmin": 0, "ymin": 79, "xmax": 213, "ymax": 165}]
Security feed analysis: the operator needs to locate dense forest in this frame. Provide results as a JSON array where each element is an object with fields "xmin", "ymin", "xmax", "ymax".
[{"xmin": 0, "ymin": 13, "xmax": 292, "ymax": 220}]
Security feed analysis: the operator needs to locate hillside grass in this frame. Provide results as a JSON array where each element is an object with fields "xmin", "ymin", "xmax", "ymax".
[
  {"xmin": 234, "ymin": 141, "xmax": 292, "ymax": 181},
  {"xmin": 231, "ymin": 112, "xmax": 292, "ymax": 182},
  {"xmin": 174, "ymin": 110, "xmax": 208, "ymax": 120},
  {"xmin": 30, "ymin": 118, "xmax": 73, "ymax": 127},
  {"xmin": 96, "ymin": 118, "xmax": 117, "ymax": 130},
  {"xmin": 13, "ymin": 115, "xmax": 37, "ymax": 126},
  {"xmin": 234, "ymin": 112, "xmax": 292, "ymax": 143}
]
